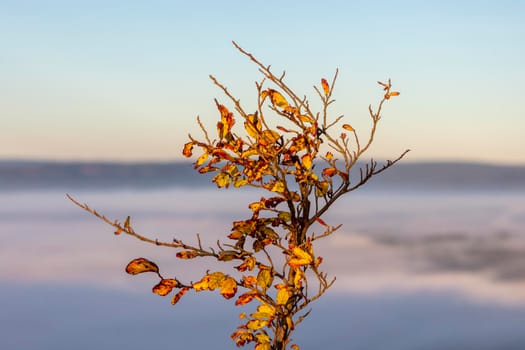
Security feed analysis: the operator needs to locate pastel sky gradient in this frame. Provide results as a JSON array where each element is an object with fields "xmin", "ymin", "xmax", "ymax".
[{"xmin": 1, "ymin": 0, "xmax": 524, "ymax": 164}]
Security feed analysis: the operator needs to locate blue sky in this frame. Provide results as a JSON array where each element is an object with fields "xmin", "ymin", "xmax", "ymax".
[{"xmin": 1, "ymin": 0, "xmax": 524, "ymax": 163}]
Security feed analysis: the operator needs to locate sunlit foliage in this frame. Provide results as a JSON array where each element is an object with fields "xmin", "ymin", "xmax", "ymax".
[{"xmin": 69, "ymin": 41, "xmax": 408, "ymax": 350}]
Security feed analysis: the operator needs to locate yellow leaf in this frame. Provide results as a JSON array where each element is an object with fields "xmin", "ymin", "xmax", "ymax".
[
  {"xmin": 293, "ymin": 269, "xmax": 305, "ymax": 288},
  {"xmin": 342, "ymin": 124, "xmax": 354, "ymax": 132},
  {"xmin": 212, "ymin": 173, "xmax": 230, "ymax": 188},
  {"xmin": 255, "ymin": 332, "xmax": 271, "ymax": 344},
  {"xmin": 208, "ymin": 271, "xmax": 226, "ymax": 289},
  {"xmin": 278, "ymin": 211, "xmax": 291, "ymax": 222},
  {"xmin": 125, "ymin": 258, "xmax": 159, "ymax": 275},
  {"xmin": 257, "ymin": 268, "xmax": 273, "ymax": 290},
  {"xmin": 220, "ymin": 276, "xmax": 238, "ymax": 299},
  {"xmin": 192, "ymin": 275, "xmax": 210, "ymax": 291},
  {"xmin": 298, "ymin": 114, "xmax": 315, "ymax": 123},
  {"xmin": 268, "ymin": 89, "xmax": 288, "ymax": 108},
  {"xmin": 247, "ymin": 319, "xmax": 268, "ymax": 331},
  {"xmin": 257, "ymin": 304, "xmax": 276, "ymax": 316},
  {"xmin": 182, "ymin": 142, "xmax": 194, "ymax": 157},
  {"xmin": 325, "ymin": 151, "xmax": 333, "ymax": 160},
  {"xmin": 301, "ymin": 154, "xmax": 312, "ymax": 170},
  {"xmin": 245, "ymin": 121, "xmax": 260, "ymax": 139},
  {"xmin": 152, "ymin": 278, "xmax": 180, "ymax": 296},
  {"xmin": 249, "ymin": 201, "xmax": 264, "ymax": 212},
  {"xmin": 171, "ymin": 287, "xmax": 189, "ymax": 305},
  {"xmin": 259, "ymin": 129, "xmax": 280, "ymax": 146},
  {"xmin": 196, "ymin": 152, "xmax": 208, "ymax": 166},
  {"xmin": 255, "ymin": 343, "xmax": 271, "ymax": 350},
  {"xmin": 288, "ymin": 247, "xmax": 313, "ymax": 269},
  {"xmin": 276, "ymin": 288, "xmax": 290, "ymax": 305},
  {"xmin": 270, "ymin": 180, "xmax": 285, "ymax": 193},
  {"xmin": 321, "ymin": 78, "xmax": 329, "ymax": 95}
]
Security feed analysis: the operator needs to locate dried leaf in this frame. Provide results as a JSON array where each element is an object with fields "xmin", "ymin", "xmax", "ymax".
[
  {"xmin": 182, "ymin": 142, "xmax": 194, "ymax": 157},
  {"xmin": 322, "ymin": 167, "xmax": 337, "ymax": 178},
  {"xmin": 301, "ymin": 154, "xmax": 312, "ymax": 170},
  {"xmin": 342, "ymin": 124, "xmax": 354, "ymax": 132},
  {"xmin": 235, "ymin": 291, "xmax": 257, "ymax": 306},
  {"xmin": 176, "ymin": 250, "xmax": 199, "ymax": 259},
  {"xmin": 268, "ymin": 89, "xmax": 288, "ymax": 108},
  {"xmin": 152, "ymin": 278, "xmax": 180, "ymax": 296},
  {"xmin": 270, "ymin": 180, "xmax": 285, "ymax": 193},
  {"xmin": 247, "ymin": 319, "xmax": 268, "ymax": 331},
  {"xmin": 220, "ymin": 276, "xmax": 238, "ymax": 299},
  {"xmin": 276, "ymin": 287, "xmax": 291, "ymax": 305},
  {"xmin": 171, "ymin": 287, "xmax": 189, "ymax": 305},
  {"xmin": 298, "ymin": 114, "xmax": 315, "ymax": 123},
  {"xmin": 125, "ymin": 258, "xmax": 159, "ymax": 275},
  {"xmin": 257, "ymin": 268, "xmax": 273, "ymax": 291},
  {"xmin": 321, "ymin": 78, "xmax": 329, "ymax": 96}
]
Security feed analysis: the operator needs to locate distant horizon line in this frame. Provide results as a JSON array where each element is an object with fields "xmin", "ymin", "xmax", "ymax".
[{"xmin": 1, "ymin": 157, "xmax": 524, "ymax": 168}]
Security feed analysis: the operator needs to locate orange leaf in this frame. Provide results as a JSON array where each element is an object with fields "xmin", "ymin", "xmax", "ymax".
[
  {"xmin": 385, "ymin": 91, "xmax": 400, "ymax": 99},
  {"xmin": 235, "ymin": 291, "xmax": 257, "ymax": 306},
  {"xmin": 182, "ymin": 142, "xmax": 194, "ymax": 157},
  {"xmin": 125, "ymin": 258, "xmax": 159, "ymax": 275},
  {"xmin": 171, "ymin": 287, "xmax": 189, "ymax": 305},
  {"xmin": 220, "ymin": 276, "xmax": 238, "ymax": 299},
  {"xmin": 152, "ymin": 278, "xmax": 180, "ymax": 296},
  {"xmin": 342, "ymin": 124, "xmax": 354, "ymax": 132},
  {"xmin": 321, "ymin": 78, "xmax": 329, "ymax": 95},
  {"xmin": 322, "ymin": 167, "xmax": 337, "ymax": 177},
  {"xmin": 325, "ymin": 151, "xmax": 333, "ymax": 160}
]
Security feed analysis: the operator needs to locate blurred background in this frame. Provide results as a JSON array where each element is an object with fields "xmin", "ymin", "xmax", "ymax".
[{"xmin": 1, "ymin": 1, "xmax": 525, "ymax": 349}]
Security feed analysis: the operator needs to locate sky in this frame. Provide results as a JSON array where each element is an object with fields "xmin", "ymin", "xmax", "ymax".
[{"xmin": 1, "ymin": 0, "xmax": 524, "ymax": 164}]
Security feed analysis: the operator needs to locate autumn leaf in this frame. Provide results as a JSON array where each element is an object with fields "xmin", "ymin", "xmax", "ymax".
[
  {"xmin": 384, "ymin": 91, "xmax": 400, "ymax": 99},
  {"xmin": 325, "ymin": 151, "xmax": 333, "ymax": 160},
  {"xmin": 322, "ymin": 167, "xmax": 337, "ymax": 178},
  {"xmin": 195, "ymin": 152, "xmax": 209, "ymax": 166},
  {"xmin": 298, "ymin": 114, "xmax": 315, "ymax": 123},
  {"xmin": 301, "ymin": 154, "xmax": 312, "ymax": 170},
  {"xmin": 235, "ymin": 256, "xmax": 257, "ymax": 272},
  {"xmin": 220, "ymin": 276, "xmax": 238, "ymax": 299},
  {"xmin": 182, "ymin": 142, "xmax": 194, "ymax": 157},
  {"xmin": 316, "ymin": 217, "xmax": 328, "ymax": 227},
  {"xmin": 270, "ymin": 180, "xmax": 285, "ymax": 193},
  {"xmin": 288, "ymin": 247, "xmax": 313, "ymax": 269},
  {"xmin": 171, "ymin": 287, "xmax": 189, "ymax": 305},
  {"xmin": 176, "ymin": 250, "xmax": 199, "ymax": 259},
  {"xmin": 321, "ymin": 78, "xmax": 329, "ymax": 96},
  {"xmin": 276, "ymin": 287, "xmax": 291, "ymax": 305},
  {"xmin": 152, "ymin": 278, "xmax": 180, "ymax": 296},
  {"xmin": 212, "ymin": 173, "xmax": 231, "ymax": 188},
  {"xmin": 257, "ymin": 268, "xmax": 273, "ymax": 290},
  {"xmin": 259, "ymin": 129, "xmax": 280, "ymax": 146},
  {"xmin": 251, "ymin": 303, "xmax": 276, "ymax": 319},
  {"xmin": 267, "ymin": 89, "xmax": 289, "ymax": 108},
  {"xmin": 247, "ymin": 319, "xmax": 268, "ymax": 331},
  {"xmin": 342, "ymin": 124, "xmax": 354, "ymax": 132},
  {"xmin": 125, "ymin": 258, "xmax": 159, "ymax": 275},
  {"xmin": 235, "ymin": 291, "xmax": 257, "ymax": 306}
]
